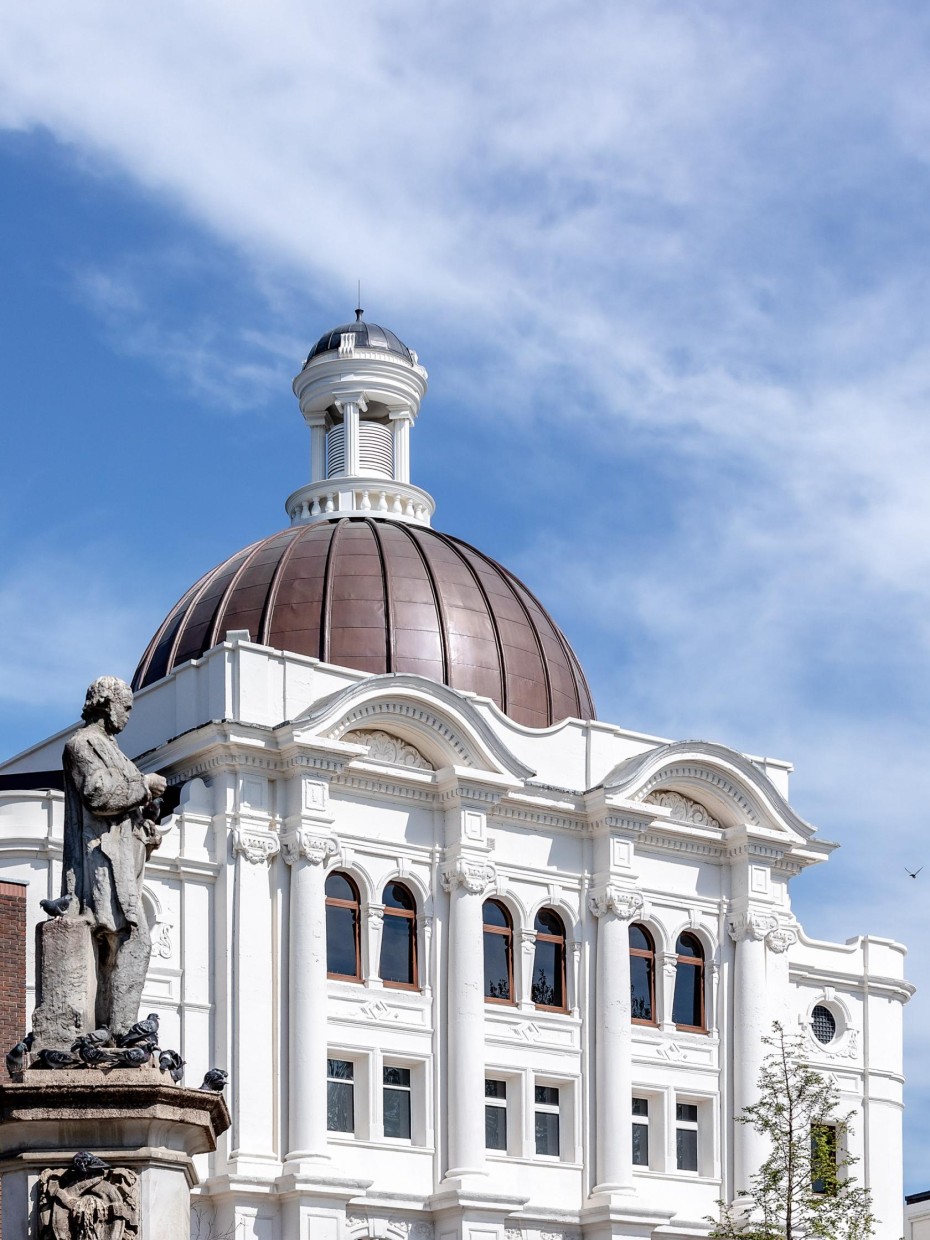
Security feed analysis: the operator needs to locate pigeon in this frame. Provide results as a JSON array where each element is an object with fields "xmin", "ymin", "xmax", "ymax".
[
  {"xmin": 116, "ymin": 1013, "xmax": 159, "ymax": 1047},
  {"xmin": 108, "ymin": 1046, "xmax": 152, "ymax": 1067},
  {"xmin": 906, "ymin": 866, "xmax": 923, "ymax": 879},
  {"xmin": 6, "ymin": 1040, "xmax": 29, "ymax": 1077},
  {"xmin": 77, "ymin": 1044, "xmax": 112, "ymax": 1068},
  {"xmin": 34, "ymin": 1048, "xmax": 80, "ymax": 1069},
  {"xmin": 158, "ymin": 1048, "xmax": 185, "ymax": 1083},
  {"xmin": 200, "ymin": 1068, "xmax": 228, "ymax": 1092},
  {"xmin": 72, "ymin": 1151, "xmax": 110, "ymax": 1174},
  {"xmin": 39, "ymin": 896, "xmax": 72, "ymax": 918},
  {"xmin": 71, "ymin": 1029, "xmax": 112, "ymax": 1053}
]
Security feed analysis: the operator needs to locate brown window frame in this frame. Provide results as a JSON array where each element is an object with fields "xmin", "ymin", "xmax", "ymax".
[
  {"xmin": 630, "ymin": 923, "xmax": 658, "ymax": 1027},
  {"xmin": 673, "ymin": 932, "xmax": 706, "ymax": 1033},
  {"xmin": 380, "ymin": 882, "xmax": 419, "ymax": 991},
  {"xmin": 325, "ymin": 871, "xmax": 362, "ymax": 983},
  {"xmin": 532, "ymin": 908, "xmax": 568, "ymax": 1013},
  {"xmin": 483, "ymin": 899, "xmax": 515, "ymax": 1006}
]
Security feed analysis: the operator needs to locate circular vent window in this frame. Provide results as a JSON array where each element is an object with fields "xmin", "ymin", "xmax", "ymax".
[{"xmin": 811, "ymin": 1004, "xmax": 837, "ymax": 1044}]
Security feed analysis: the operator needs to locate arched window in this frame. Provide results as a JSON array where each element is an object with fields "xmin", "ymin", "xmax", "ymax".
[
  {"xmin": 672, "ymin": 933, "xmax": 705, "ymax": 1031},
  {"xmin": 325, "ymin": 872, "xmax": 361, "ymax": 981},
  {"xmin": 629, "ymin": 924, "xmax": 656, "ymax": 1024},
  {"xmin": 380, "ymin": 882, "xmax": 418, "ymax": 989},
  {"xmin": 483, "ymin": 899, "xmax": 514, "ymax": 1004},
  {"xmin": 532, "ymin": 909, "xmax": 567, "ymax": 1011}
]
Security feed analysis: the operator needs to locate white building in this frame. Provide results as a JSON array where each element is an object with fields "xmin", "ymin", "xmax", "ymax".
[{"xmin": 0, "ymin": 316, "xmax": 912, "ymax": 1238}]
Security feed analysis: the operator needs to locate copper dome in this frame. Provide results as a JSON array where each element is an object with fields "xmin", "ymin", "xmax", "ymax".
[{"xmin": 133, "ymin": 518, "xmax": 595, "ymax": 729}]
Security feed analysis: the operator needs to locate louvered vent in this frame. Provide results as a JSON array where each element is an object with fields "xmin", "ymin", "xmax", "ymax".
[{"xmin": 327, "ymin": 423, "xmax": 394, "ymax": 479}]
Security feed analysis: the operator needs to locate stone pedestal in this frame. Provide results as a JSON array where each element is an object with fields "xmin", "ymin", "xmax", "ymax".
[
  {"xmin": 31, "ymin": 918, "xmax": 96, "ymax": 1051},
  {"xmin": 0, "ymin": 1069, "xmax": 230, "ymax": 1239}
]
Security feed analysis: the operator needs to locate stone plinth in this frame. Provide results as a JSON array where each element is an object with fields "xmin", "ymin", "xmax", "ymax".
[
  {"xmin": 0, "ymin": 1071, "xmax": 230, "ymax": 1239},
  {"xmin": 31, "ymin": 917, "xmax": 96, "ymax": 1051}
]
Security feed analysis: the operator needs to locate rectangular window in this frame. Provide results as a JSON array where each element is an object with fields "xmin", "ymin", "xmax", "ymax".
[
  {"xmin": 383, "ymin": 1065, "xmax": 412, "ymax": 1139},
  {"xmin": 676, "ymin": 1102, "xmax": 699, "ymax": 1172},
  {"xmin": 811, "ymin": 1124, "xmax": 837, "ymax": 1194},
  {"xmin": 534, "ymin": 1084, "xmax": 560, "ymax": 1157},
  {"xmin": 632, "ymin": 1096, "xmax": 649, "ymax": 1167},
  {"xmin": 327, "ymin": 1059, "xmax": 354, "ymax": 1133},
  {"xmin": 485, "ymin": 1079, "xmax": 507, "ymax": 1150}
]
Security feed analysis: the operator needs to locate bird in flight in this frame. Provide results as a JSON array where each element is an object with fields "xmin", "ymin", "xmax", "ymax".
[{"xmin": 906, "ymin": 866, "xmax": 923, "ymax": 879}]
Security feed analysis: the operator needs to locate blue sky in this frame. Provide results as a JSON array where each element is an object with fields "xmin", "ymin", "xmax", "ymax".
[{"xmin": 3, "ymin": 0, "xmax": 930, "ymax": 1194}]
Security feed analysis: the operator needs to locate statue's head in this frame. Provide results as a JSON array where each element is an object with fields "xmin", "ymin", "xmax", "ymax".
[{"xmin": 81, "ymin": 676, "xmax": 133, "ymax": 735}]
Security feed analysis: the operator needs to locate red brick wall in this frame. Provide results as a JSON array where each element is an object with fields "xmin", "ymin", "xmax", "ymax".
[{"xmin": 0, "ymin": 879, "xmax": 27, "ymax": 1239}]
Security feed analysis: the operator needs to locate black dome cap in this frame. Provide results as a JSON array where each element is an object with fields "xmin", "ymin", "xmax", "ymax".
[{"xmin": 305, "ymin": 319, "xmax": 413, "ymax": 366}]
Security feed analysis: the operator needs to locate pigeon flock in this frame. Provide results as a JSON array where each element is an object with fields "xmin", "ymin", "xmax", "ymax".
[{"xmin": 4, "ymin": 1012, "xmax": 226, "ymax": 1094}]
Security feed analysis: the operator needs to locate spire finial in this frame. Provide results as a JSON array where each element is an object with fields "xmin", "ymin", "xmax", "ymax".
[{"xmin": 355, "ymin": 280, "xmax": 363, "ymax": 322}]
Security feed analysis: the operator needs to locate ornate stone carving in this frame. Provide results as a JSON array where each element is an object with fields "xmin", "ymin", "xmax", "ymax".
[
  {"xmin": 232, "ymin": 826, "xmax": 280, "ymax": 865},
  {"xmin": 644, "ymin": 789, "xmax": 720, "ymax": 828},
  {"xmin": 766, "ymin": 925, "xmax": 798, "ymax": 954},
  {"xmin": 661, "ymin": 951, "xmax": 679, "ymax": 979},
  {"xmin": 38, "ymin": 1158, "xmax": 139, "ymax": 1240},
  {"xmin": 727, "ymin": 910, "xmax": 777, "ymax": 942},
  {"xmin": 151, "ymin": 921, "xmax": 173, "ymax": 960},
  {"xmin": 282, "ymin": 831, "xmax": 339, "ymax": 866},
  {"xmin": 521, "ymin": 930, "xmax": 537, "ymax": 955},
  {"xmin": 587, "ymin": 886, "xmax": 644, "ymax": 920},
  {"xmin": 440, "ymin": 856, "xmax": 495, "ymax": 895},
  {"xmin": 344, "ymin": 728, "xmax": 434, "ymax": 770}
]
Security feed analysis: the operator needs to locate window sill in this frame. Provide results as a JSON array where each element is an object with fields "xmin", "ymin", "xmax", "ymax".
[
  {"xmin": 632, "ymin": 1168, "xmax": 719, "ymax": 1184},
  {"xmin": 326, "ymin": 1135, "xmax": 434, "ymax": 1154},
  {"xmin": 485, "ymin": 1153, "xmax": 582, "ymax": 1169}
]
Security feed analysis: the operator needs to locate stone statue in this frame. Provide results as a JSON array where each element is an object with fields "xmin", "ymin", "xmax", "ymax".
[{"xmin": 58, "ymin": 676, "xmax": 170, "ymax": 1037}]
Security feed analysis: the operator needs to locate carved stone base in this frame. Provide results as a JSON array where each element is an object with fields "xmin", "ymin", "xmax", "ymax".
[
  {"xmin": 31, "ymin": 917, "xmax": 97, "ymax": 1052},
  {"xmin": 0, "ymin": 1073, "xmax": 230, "ymax": 1239}
]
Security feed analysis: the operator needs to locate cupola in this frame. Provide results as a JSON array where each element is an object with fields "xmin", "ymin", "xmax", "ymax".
[{"xmin": 285, "ymin": 309, "xmax": 434, "ymax": 527}]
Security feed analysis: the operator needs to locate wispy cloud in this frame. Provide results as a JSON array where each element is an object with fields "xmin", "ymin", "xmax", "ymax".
[{"xmin": 3, "ymin": 0, "xmax": 930, "ymax": 1188}]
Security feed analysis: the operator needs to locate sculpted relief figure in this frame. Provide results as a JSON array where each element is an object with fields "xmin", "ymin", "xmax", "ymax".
[{"xmin": 61, "ymin": 676, "xmax": 171, "ymax": 1036}]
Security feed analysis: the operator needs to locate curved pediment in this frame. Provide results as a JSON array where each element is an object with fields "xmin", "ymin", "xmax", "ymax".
[
  {"xmin": 604, "ymin": 740, "xmax": 814, "ymax": 840},
  {"xmin": 296, "ymin": 674, "xmax": 536, "ymax": 781}
]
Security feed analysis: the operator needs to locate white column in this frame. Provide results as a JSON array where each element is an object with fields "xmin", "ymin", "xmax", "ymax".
[
  {"xmin": 230, "ymin": 827, "xmax": 280, "ymax": 1171},
  {"xmin": 284, "ymin": 829, "xmax": 338, "ymax": 1166},
  {"xmin": 441, "ymin": 855, "xmax": 494, "ymax": 1181},
  {"xmin": 336, "ymin": 395, "xmax": 367, "ymax": 477},
  {"xmin": 728, "ymin": 913, "xmax": 793, "ymax": 1195},
  {"xmin": 589, "ymin": 885, "xmax": 643, "ymax": 1195},
  {"xmin": 390, "ymin": 410, "xmax": 413, "ymax": 483},
  {"xmin": 308, "ymin": 414, "xmax": 327, "ymax": 483}
]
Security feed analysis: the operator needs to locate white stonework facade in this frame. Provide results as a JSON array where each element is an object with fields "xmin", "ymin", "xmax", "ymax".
[
  {"xmin": 0, "ymin": 643, "xmax": 911, "ymax": 1238},
  {"xmin": 0, "ymin": 318, "xmax": 912, "ymax": 1238}
]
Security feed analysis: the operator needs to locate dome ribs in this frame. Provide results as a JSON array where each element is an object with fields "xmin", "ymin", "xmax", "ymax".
[
  {"xmin": 208, "ymin": 529, "xmax": 298, "ymax": 652},
  {"xmin": 133, "ymin": 517, "xmax": 595, "ymax": 726},
  {"xmin": 416, "ymin": 528, "xmax": 508, "ymax": 718},
  {"xmin": 264, "ymin": 522, "xmax": 331, "ymax": 659},
  {"xmin": 499, "ymin": 565, "xmax": 596, "ymax": 723},
  {"xmin": 455, "ymin": 542, "xmax": 553, "ymax": 730},
  {"xmin": 132, "ymin": 571, "xmax": 211, "ymax": 690},
  {"xmin": 323, "ymin": 520, "xmax": 388, "ymax": 674},
  {"xmin": 365, "ymin": 519, "xmax": 395, "ymax": 673},
  {"xmin": 382, "ymin": 521, "xmax": 449, "ymax": 687},
  {"xmin": 166, "ymin": 541, "xmax": 264, "ymax": 679}
]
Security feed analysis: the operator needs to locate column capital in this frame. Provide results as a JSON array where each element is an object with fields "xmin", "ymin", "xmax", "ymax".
[
  {"xmin": 727, "ymin": 909, "xmax": 777, "ymax": 942},
  {"xmin": 282, "ymin": 829, "xmax": 339, "ymax": 867},
  {"xmin": 440, "ymin": 855, "xmax": 495, "ymax": 895},
  {"xmin": 765, "ymin": 925, "xmax": 798, "ymax": 954},
  {"xmin": 587, "ymin": 885, "xmax": 644, "ymax": 921},
  {"xmin": 333, "ymin": 393, "xmax": 369, "ymax": 414},
  {"xmin": 232, "ymin": 826, "xmax": 280, "ymax": 866}
]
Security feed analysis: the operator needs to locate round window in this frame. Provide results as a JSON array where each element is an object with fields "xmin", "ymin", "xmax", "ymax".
[{"xmin": 811, "ymin": 1004, "xmax": 837, "ymax": 1044}]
